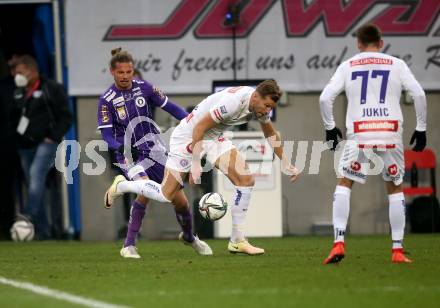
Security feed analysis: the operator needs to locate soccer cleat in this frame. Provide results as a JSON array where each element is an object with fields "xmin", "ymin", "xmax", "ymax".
[
  {"xmin": 179, "ymin": 232, "xmax": 213, "ymax": 255},
  {"xmin": 392, "ymin": 248, "xmax": 413, "ymax": 263},
  {"xmin": 104, "ymin": 175, "xmax": 125, "ymax": 209},
  {"xmin": 120, "ymin": 245, "xmax": 141, "ymax": 259},
  {"xmin": 323, "ymin": 242, "xmax": 345, "ymax": 264},
  {"xmin": 228, "ymin": 240, "xmax": 265, "ymax": 255}
]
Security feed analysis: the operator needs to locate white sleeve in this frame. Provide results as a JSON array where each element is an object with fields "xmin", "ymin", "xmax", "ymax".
[
  {"xmin": 319, "ymin": 64, "xmax": 346, "ymax": 130},
  {"xmin": 400, "ymin": 61, "xmax": 427, "ymax": 131},
  {"xmin": 209, "ymin": 97, "xmax": 241, "ymax": 124}
]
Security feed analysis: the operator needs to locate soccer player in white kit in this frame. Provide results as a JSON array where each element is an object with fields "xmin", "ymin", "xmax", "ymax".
[
  {"xmin": 106, "ymin": 80, "xmax": 299, "ymax": 255},
  {"xmin": 319, "ymin": 24, "xmax": 427, "ymax": 264}
]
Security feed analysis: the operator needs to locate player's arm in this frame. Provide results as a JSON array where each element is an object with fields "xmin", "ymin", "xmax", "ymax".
[
  {"xmin": 191, "ymin": 113, "xmax": 217, "ymax": 161},
  {"xmin": 400, "ymin": 60, "xmax": 427, "ymax": 151},
  {"xmin": 319, "ymin": 64, "xmax": 345, "ymax": 150},
  {"xmin": 147, "ymin": 84, "xmax": 188, "ymax": 120},
  {"xmin": 260, "ymin": 121, "xmax": 299, "ymax": 182},
  {"xmin": 97, "ymin": 98, "xmax": 124, "ymax": 154}
]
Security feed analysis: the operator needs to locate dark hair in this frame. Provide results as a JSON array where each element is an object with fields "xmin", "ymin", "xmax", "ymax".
[
  {"xmin": 15, "ymin": 55, "xmax": 39, "ymax": 71},
  {"xmin": 256, "ymin": 79, "xmax": 282, "ymax": 103},
  {"xmin": 356, "ymin": 23, "xmax": 382, "ymax": 47},
  {"xmin": 110, "ymin": 47, "xmax": 134, "ymax": 69}
]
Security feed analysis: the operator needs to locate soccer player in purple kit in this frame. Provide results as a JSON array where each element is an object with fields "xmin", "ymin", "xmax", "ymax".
[{"xmin": 98, "ymin": 48, "xmax": 212, "ymax": 258}]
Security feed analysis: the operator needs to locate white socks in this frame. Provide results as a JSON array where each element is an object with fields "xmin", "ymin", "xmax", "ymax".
[
  {"xmin": 231, "ymin": 186, "xmax": 253, "ymax": 243},
  {"xmin": 389, "ymin": 192, "xmax": 405, "ymax": 249},
  {"xmin": 117, "ymin": 179, "xmax": 170, "ymax": 203},
  {"xmin": 333, "ymin": 185, "xmax": 351, "ymax": 243}
]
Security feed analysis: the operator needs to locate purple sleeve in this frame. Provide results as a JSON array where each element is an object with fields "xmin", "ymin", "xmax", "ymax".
[
  {"xmin": 100, "ymin": 127, "xmax": 122, "ymax": 151},
  {"xmin": 162, "ymin": 100, "xmax": 188, "ymax": 120},
  {"xmin": 142, "ymin": 81, "xmax": 167, "ymax": 107},
  {"xmin": 97, "ymin": 98, "xmax": 113, "ymax": 129}
]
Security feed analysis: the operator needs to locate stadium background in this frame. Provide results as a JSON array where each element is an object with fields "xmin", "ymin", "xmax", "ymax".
[{"xmin": 1, "ymin": 0, "xmax": 439, "ymax": 240}]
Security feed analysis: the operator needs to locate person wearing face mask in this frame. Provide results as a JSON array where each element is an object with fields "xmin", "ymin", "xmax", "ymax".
[
  {"xmin": 0, "ymin": 55, "xmax": 20, "ymax": 239},
  {"xmin": 11, "ymin": 55, "xmax": 72, "ymax": 240}
]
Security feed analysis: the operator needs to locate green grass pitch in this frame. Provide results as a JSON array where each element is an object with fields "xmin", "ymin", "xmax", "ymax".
[{"xmin": 1, "ymin": 235, "xmax": 439, "ymax": 308}]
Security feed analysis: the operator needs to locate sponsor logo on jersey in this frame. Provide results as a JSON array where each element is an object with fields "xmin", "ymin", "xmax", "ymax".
[
  {"xmin": 101, "ymin": 105, "xmax": 109, "ymax": 123},
  {"xmin": 135, "ymin": 96, "xmax": 146, "ymax": 107},
  {"xmin": 133, "ymin": 87, "xmax": 141, "ymax": 91},
  {"xmin": 133, "ymin": 79, "xmax": 144, "ymax": 84},
  {"xmin": 133, "ymin": 91, "xmax": 142, "ymax": 97},
  {"xmin": 354, "ymin": 120, "xmax": 398, "ymax": 133},
  {"xmin": 220, "ymin": 105, "xmax": 227, "ymax": 114},
  {"xmin": 112, "ymin": 96, "xmax": 125, "ymax": 104},
  {"xmin": 104, "ymin": 91, "xmax": 116, "ymax": 102},
  {"xmin": 116, "ymin": 107, "xmax": 127, "ymax": 120},
  {"xmin": 350, "ymin": 58, "xmax": 393, "ymax": 66}
]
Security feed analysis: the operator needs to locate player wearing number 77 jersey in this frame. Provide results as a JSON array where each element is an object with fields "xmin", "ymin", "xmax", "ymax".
[{"xmin": 319, "ymin": 24, "xmax": 427, "ymax": 264}]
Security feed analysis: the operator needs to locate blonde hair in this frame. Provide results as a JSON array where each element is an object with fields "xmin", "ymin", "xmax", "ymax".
[{"xmin": 110, "ymin": 47, "xmax": 134, "ymax": 69}]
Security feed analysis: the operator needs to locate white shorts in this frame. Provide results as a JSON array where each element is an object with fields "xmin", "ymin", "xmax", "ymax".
[
  {"xmin": 165, "ymin": 123, "xmax": 235, "ymax": 173},
  {"xmin": 338, "ymin": 141, "xmax": 404, "ymax": 185}
]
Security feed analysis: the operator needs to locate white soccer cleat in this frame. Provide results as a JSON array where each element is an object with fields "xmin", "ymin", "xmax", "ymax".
[
  {"xmin": 120, "ymin": 245, "xmax": 141, "ymax": 259},
  {"xmin": 228, "ymin": 240, "xmax": 265, "ymax": 255},
  {"xmin": 179, "ymin": 232, "xmax": 213, "ymax": 256},
  {"xmin": 104, "ymin": 175, "xmax": 125, "ymax": 209}
]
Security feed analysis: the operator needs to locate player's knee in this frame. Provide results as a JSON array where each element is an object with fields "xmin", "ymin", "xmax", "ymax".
[
  {"xmin": 386, "ymin": 182, "xmax": 402, "ymax": 195},
  {"xmin": 237, "ymin": 174, "xmax": 255, "ymax": 187},
  {"xmin": 338, "ymin": 177, "xmax": 354, "ymax": 189},
  {"xmin": 135, "ymin": 195, "xmax": 149, "ymax": 205}
]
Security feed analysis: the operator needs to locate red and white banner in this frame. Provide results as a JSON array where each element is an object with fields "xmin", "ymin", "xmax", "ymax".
[{"xmin": 66, "ymin": 0, "xmax": 440, "ymax": 95}]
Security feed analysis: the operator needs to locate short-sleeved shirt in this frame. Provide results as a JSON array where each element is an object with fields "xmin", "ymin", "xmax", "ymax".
[
  {"xmin": 97, "ymin": 79, "xmax": 168, "ymax": 152},
  {"xmin": 184, "ymin": 86, "xmax": 270, "ymax": 139}
]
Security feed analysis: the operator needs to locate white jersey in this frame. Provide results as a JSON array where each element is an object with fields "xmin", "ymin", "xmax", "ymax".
[
  {"xmin": 182, "ymin": 86, "xmax": 270, "ymax": 139},
  {"xmin": 320, "ymin": 51, "xmax": 426, "ymax": 144}
]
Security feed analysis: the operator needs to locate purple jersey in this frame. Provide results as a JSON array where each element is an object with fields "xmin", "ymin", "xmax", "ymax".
[{"xmin": 97, "ymin": 79, "xmax": 167, "ymax": 153}]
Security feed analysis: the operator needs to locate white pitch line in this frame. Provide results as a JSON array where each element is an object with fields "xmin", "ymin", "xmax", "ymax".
[{"xmin": 0, "ymin": 276, "xmax": 128, "ymax": 308}]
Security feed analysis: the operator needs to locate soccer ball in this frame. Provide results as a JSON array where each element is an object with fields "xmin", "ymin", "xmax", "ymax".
[
  {"xmin": 10, "ymin": 220, "xmax": 35, "ymax": 242},
  {"xmin": 198, "ymin": 192, "xmax": 228, "ymax": 221}
]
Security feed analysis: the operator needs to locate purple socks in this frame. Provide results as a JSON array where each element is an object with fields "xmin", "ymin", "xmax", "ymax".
[
  {"xmin": 124, "ymin": 201, "xmax": 146, "ymax": 247},
  {"xmin": 175, "ymin": 207, "xmax": 195, "ymax": 243}
]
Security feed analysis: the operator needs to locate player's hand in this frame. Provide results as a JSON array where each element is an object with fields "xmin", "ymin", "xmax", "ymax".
[
  {"xmin": 189, "ymin": 163, "xmax": 202, "ymax": 185},
  {"xmin": 118, "ymin": 145, "xmax": 141, "ymax": 161},
  {"xmin": 325, "ymin": 127, "xmax": 343, "ymax": 151},
  {"xmin": 410, "ymin": 130, "xmax": 426, "ymax": 152},
  {"xmin": 282, "ymin": 161, "xmax": 300, "ymax": 182}
]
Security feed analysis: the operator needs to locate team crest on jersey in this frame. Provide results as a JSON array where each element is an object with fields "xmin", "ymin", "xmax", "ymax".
[
  {"xmin": 220, "ymin": 105, "xmax": 227, "ymax": 114},
  {"xmin": 116, "ymin": 107, "xmax": 127, "ymax": 120},
  {"xmin": 135, "ymin": 96, "xmax": 146, "ymax": 107},
  {"xmin": 153, "ymin": 86, "xmax": 166, "ymax": 100},
  {"xmin": 180, "ymin": 159, "xmax": 189, "ymax": 167}
]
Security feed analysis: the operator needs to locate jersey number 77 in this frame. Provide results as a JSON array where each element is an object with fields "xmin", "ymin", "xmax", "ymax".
[{"xmin": 351, "ymin": 70, "xmax": 390, "ymax": 104}]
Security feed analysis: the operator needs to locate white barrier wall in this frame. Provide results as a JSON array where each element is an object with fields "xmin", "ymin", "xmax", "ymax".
[{"xmin": 213, "ymin": 131, "xmax": 283, "ymax": 238}]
